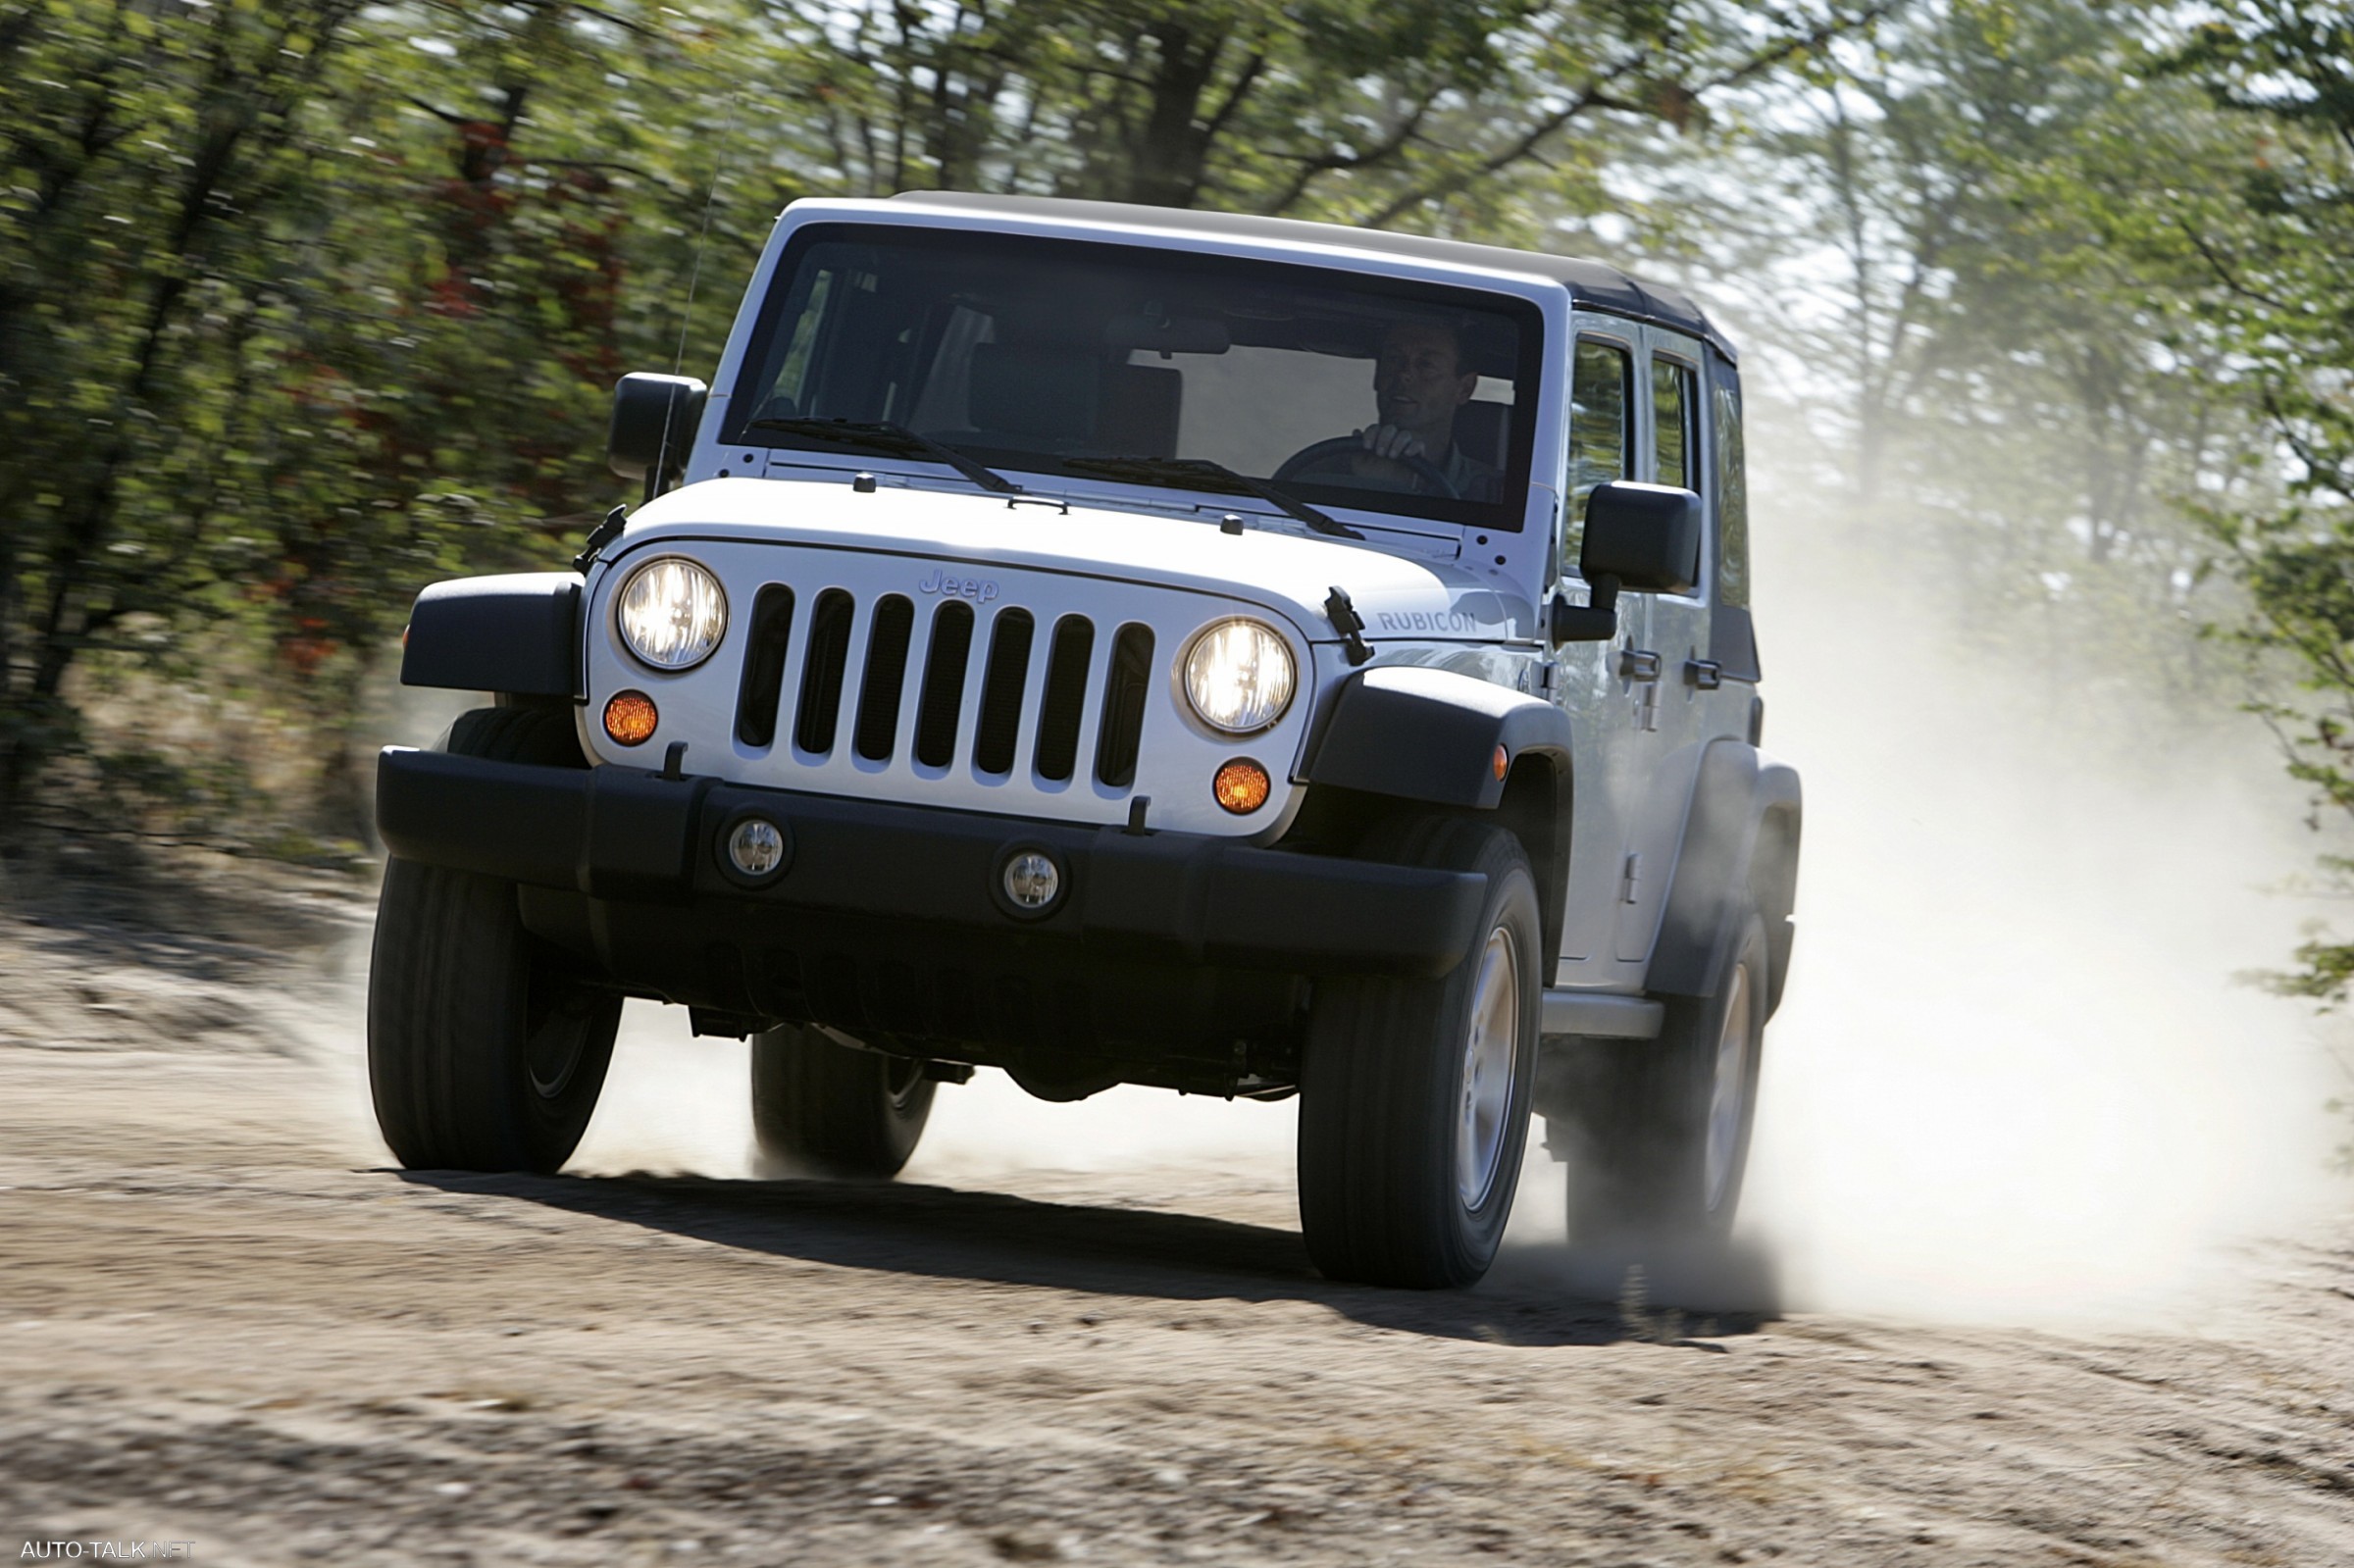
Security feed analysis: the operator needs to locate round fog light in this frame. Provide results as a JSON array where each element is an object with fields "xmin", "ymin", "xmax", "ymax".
[
  {"xmin": 727, "ymin": 817, "xmax": 787, "ymax": 880},
  {"xmin": 1000, "ymin": 850, "xmax": 1062, "ymax": 913}
]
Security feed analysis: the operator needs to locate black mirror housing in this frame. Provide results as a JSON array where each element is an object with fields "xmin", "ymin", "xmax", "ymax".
[
  {"xmin": 1578, "ymin": 481, "xmax": 1703, "ymax": 595},
  {"xmin": 608, "ymin": 372, "xmax": 708, "ymax": 485}
]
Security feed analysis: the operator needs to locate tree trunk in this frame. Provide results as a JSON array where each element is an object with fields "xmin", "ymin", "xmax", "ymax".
[{"xmin": 1123, "ymin": 23, "xmax": 1224, "ymax": 208}]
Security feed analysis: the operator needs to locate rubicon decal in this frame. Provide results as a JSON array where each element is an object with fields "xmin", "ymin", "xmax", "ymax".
[
  {"xmin": 917, "ymin": 570, "xmax": 1001, "ymax": 602},
  {"xmin": 1375, "ymin": 609, "xmax": 1480, "ymax": 632}
]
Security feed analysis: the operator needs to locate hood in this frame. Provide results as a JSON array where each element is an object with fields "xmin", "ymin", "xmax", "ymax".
[{"xmin": 622, "ymin": 476, "xmax": 1534, "ymax": 644}]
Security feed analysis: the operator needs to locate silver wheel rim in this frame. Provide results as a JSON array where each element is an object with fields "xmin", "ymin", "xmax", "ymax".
[
  {"xmin": 1703, "ymin": 964, "xmax": 1752, "ymax": 1212},
  {"xmin": 527, "ymin": 1028, "xmax": 584, "ymax": 1100},
  {"xmin": 883, "ymin": 1055, "xmax": 927, "ymax": 1112},
  {"xmin": 1457, "ymin": 924, "xmax": 1521, "ymax": 1210},
  {"xmin": 525, "ymin": 983, "xmax": 588, "ymax": 1101}
]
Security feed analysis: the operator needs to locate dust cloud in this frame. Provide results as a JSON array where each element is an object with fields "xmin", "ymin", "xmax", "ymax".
[
  {"xmin": 564, "ymin": 1007, "xmax": 1301, "ymax": 1192},
  {"xmin": 1703, "ymin": 506, "xmax": 2346, "ymax": 1327}
]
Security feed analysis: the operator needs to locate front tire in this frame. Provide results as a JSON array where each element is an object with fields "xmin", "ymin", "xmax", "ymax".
[
  {"xmin": 750, "ymin": 1026, "xmax": 936, "ymax": 1179},
  {"xmin": 367, "ymin": 706, "xmax": 621, "ymax": 1174},
  {"xmin": 1297, "ymin": 817, "xmax": 1542, "ymax": 1289},
  {"xmin": 1556, "ymin": 911, "xmax": 1767, "ymax": 1243}
]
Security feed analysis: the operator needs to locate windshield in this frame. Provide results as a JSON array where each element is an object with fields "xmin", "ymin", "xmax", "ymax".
[{"xmin": 727, "ymin": 225, "xmax": 1544, "ymax": 531}]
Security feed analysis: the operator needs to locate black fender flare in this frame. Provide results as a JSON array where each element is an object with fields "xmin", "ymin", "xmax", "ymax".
[
  {"xmin": 1302, "ymin": 664, "xmax": 1574, "ymax": 980},
  {"xmin": 399, "ymin": 573, "xmax": 583, "ymax": 699},
  {"xmin": 1645, "ymin": 737, "xmax": 1803, "ymax": 1017}
]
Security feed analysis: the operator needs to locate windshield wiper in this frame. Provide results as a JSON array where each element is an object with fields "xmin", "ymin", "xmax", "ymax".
[
  {"xmin": 1059, "ymin": 456, "xmax": 1362, "ymax": 540},
  {"xmin": 746, "ymin": 417, "xmax": 1022, "ymax": 495}
]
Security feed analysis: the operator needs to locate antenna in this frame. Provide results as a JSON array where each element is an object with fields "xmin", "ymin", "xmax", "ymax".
[
  {"xmin": 653, "ymin": 90, "xmax": 742, "ymax": 489},
  {"xmin": 673, "ymin": 90, "xmax": 740, "ymax": 377}
]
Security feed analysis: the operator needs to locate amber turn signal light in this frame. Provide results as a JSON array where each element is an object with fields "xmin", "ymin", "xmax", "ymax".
[
  {"xmin": 1212, "ymin": 759, "xmax": 1271, "ymax": 815},
  {"xmin": 603, "ymin": 689, "xmax": 658, "ymax": 746},
  {"xmin": 1493, "ymin": 744, "xmax": 1509, "ymax": 782}
]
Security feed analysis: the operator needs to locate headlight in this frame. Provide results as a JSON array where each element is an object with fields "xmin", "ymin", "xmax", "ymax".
[
  {"xmin": 616, "ymin": 557, "xmax": 727, "ymax": 671},
  {"xmin": 1183, "ymin": 619, "xmax": 1295, "ymax": 734}
]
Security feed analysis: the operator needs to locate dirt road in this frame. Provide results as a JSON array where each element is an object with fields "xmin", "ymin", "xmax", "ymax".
[{"xmin": 3, "ymin": 883, "xmax": 2352, "ymax": 1568}]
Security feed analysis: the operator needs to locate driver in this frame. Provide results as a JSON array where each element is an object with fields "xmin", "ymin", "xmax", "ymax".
[{"xmin": 1335, "ymin": 319, "xmax": 1502, "ymax": 502}]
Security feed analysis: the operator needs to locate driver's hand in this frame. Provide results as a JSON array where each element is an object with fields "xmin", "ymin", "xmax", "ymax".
[
  {"xmin": 1347, "ymin": 424, "xmax": 1424, "ymax": 486},
  {"xmin": 1356, "ymin": 424, "xmax": 1427, "ymax": 461}
]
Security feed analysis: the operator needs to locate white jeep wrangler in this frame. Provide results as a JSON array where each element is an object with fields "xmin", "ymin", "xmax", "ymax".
[{"xmin": 370, "ymin": 193, "xmax": 1801, "ymax": 1290}]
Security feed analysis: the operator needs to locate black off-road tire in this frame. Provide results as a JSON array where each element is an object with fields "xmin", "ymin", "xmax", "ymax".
[
  {"xmin": 1297, "ymin": 816, "xmax": 1542, "ymax": 1289},
  {"xmin": 1555, "ymin": 910, "xmax": 1767, "ymax": 1244},
  {"xmin": 367, "ymin": 705, "xmax": 621, "ymax": 1174},
  {"xmin": 750, "ymin": 1025, "xmax": 937, "ymax": 1179}
]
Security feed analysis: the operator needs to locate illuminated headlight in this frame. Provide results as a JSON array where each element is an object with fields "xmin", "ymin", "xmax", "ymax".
[
  {"xmin": 616, "ymin": 557, "xmax": 727, "ymax": 671},
  {"xmin": 1183, "ymin": 619, "xmax": 1295, "ymax": 734}
]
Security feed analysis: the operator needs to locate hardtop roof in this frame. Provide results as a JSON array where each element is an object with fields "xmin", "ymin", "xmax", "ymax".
[{"xmin": 882, "ymin": 191, "xmax": 1735, "ymax": 360}]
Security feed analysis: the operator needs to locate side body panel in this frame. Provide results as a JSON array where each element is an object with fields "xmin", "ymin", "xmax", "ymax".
[
  {"xmin": 1548, "ymin": 320, "xmax": 1772, "ymax": 991},
  {"xmin": 1612, "ymin": 325, "xmax": 1751, "ymax": 964}
]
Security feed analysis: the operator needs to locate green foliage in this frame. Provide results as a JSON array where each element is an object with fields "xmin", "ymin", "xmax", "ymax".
[
  {"xmin": 761, "ymin": 0, "xmax": 1894, "ymax": 230},
  {"xmin": 0, "ymin": 0, "xmax": 766, "ymax": 831},
  {"xmin": 1648, "ymin": 0, "xmax": 2280, "ymax": 724},
  {"xmin": 2147, "ymin": 6, "xmax": 2354, "ymax": 1043}
]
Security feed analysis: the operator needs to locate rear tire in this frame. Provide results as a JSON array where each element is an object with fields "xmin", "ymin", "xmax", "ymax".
[
  {"xmin": 367, "ymin": 705, "xmax": 620, "ymax": 1173},
  {"xmin": 1556, "ymin": 911, "xmax": 1767, "ymax": 1243},
  {"xmin": 750, "ymin": 1025, "xmax": 937, "ymax": 1179},
  {"xmin": 1297, "ymin": 817, "xmax": 1542, "ymax": 1289}
]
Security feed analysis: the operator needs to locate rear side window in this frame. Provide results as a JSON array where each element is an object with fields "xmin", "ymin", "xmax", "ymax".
[
  {"xmin": 1711, "ymin": 363, "xmax": 1749, "ymax": 608},
  {"xmin": 1653, "ymin": 355, "xmax": 1699, "ymax": 492}
]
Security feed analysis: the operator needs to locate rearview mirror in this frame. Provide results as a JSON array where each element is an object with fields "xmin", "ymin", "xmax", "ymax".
[
  {"xmin": 608, "ymin": 372, "xmax": 707, "ymax": 498},
  {"xmin": 1102, "ymin": 313, "xmax": 1230, "ymax": 356},
  {"xmin": 1551, "ymin": 481, "xmax": 1704, "ymax": 643}
]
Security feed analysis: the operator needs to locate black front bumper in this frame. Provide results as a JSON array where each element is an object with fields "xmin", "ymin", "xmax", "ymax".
[{"xmin": 375, "ymin": 748, "xmax": 1486, "ymax": 981}]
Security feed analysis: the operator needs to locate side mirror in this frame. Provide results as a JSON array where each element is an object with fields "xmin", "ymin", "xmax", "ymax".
[
  {"xmin": 1581, "ymin": 481, "xmax": 1703, "ymax": 592},
  {"xmin": 1552, "ymin": 481, "xmax": 1704, "ymax": 643},
  {"xmin": 608, "ymin": 372, "xmax": 707, "ymax": 499}
]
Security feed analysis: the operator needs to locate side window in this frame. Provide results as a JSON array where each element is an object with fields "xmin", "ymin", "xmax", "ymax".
[
  {"xmin": 906, "ymin": 303, "xmax": 997, "ymax": 431},
  {"xmin": 767, "ymin": 258, "xmax": 908, "ymax": 424},
  {"xmin": 766, "ymin": 267, "xmax": 837, "ymax": 417},
  {"xmin": 1653, "ymin": 355, "xmax": 1699, "ymax": 492},
  {"xmin": 1565, "ymin": 337, "xmax": 1632, "ymax": 567},
  {"xmin": 1711, "ymin": 365, "xmax": 1749, "ymax": 607}
]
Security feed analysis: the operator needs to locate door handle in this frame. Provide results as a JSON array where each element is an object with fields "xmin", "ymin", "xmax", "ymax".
[
  {"xmin": 1617, "ymin": 647, "xmax": 1662, "ymax": 682},
  {"xmin": 1684, "ymin": 658, "xmax": 1722, "ymax": 690}
]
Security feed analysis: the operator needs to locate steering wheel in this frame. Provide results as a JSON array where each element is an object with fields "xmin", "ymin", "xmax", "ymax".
[{"xmin": 1273, "ymin": 435, "xmax": 1461, "ymax": 501}]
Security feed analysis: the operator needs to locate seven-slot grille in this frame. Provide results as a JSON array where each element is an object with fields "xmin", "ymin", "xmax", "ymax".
[
  {"xmin": 586, "ymin": 541, "xmax": 1313, "ymax": 835},
  {"xmin": 728, "ymin": 586, "xmax": 1154, "ymax": 790}
]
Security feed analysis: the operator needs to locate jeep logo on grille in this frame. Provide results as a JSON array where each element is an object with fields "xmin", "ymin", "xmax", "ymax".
[{"xmin": 917, "ymin": 569, "xmax": 1001, "ymax": 603}]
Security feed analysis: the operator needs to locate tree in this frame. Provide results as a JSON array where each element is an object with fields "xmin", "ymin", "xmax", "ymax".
[
  {"xmin": 0, "ymin": 1, "xmax": 762, "ymax": 835},
  {"xmin": 768, "ymin": 0, "xmax": 1895, "ymax": 234},
  {"xmin": 0, "ymin": 0, "xmax": 373, "ymax": 821},
  {"xmin": 2164, "ymin": 8, "xmax": 2354, "ymax": 1051},
  {"xmin": 1646, "ymin": 0, "xmax": 2277, "ymax": 711},
  {"xmin": 1, "ymin": 0, "xmax": 1897, "ymax": 839}
]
